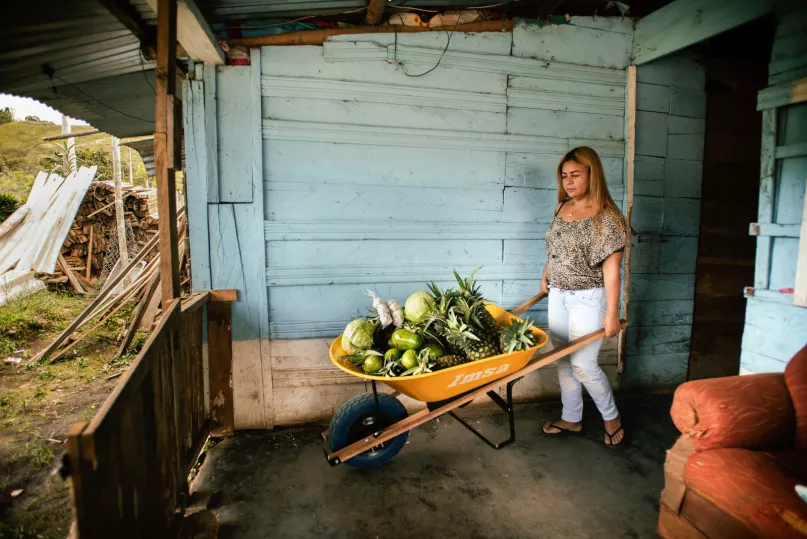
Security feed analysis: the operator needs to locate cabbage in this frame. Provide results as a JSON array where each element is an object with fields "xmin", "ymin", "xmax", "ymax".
[
  {"xmin": 404, "ymin": 291, "xmax": 436, "ymax": 324},
  {"xmin": 342, "ymin": 319, "xmax": 376, "ymax": 354}
]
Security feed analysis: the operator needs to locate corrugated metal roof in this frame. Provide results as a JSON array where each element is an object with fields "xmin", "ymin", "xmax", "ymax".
[
  {"xmin": 0, "ymin": 1, "xmax": 156, "ymax": 139},
  {"xmin": 121, "ymin": 137, "xmax": 156, "ymax": 176}
]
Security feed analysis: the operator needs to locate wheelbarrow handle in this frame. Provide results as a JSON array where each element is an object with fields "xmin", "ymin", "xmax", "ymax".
[{"xmin": 510, "ymin": 291, "xmax": 548, "ymax": 317}]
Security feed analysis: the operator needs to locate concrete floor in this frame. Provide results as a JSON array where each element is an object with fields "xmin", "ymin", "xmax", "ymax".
[{"xmin": 190, "ymin": 394, "xmax": 678, "ymax": 539}]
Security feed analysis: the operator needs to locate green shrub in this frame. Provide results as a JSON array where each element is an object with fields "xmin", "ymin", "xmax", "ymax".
[{"xmin": 0, "ymin": 192, "xmax": 18, "ymax": 221}]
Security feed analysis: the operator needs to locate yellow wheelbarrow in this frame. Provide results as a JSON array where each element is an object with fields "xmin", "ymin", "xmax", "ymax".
[{"xmin": 321, "ymin": 293, "xmax": 626, "ymax": 468}]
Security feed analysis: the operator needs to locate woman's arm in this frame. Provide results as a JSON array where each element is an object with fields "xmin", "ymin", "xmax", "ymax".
[{"xmin": 602, "ymin": 251, "xmax": 623, "ymax": 337}]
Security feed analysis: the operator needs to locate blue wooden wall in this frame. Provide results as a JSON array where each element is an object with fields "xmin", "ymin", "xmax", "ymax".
[
  {"xmin": 184, "ymin": 17, "xmax": 713, "ymax": 425},
  {"xmin": 741, "ymin": 3, "xmax": 807, "ymax": 374},
  {"xmin": 260, "ymin": 20, "xmax": 632, "ymax": 341}
]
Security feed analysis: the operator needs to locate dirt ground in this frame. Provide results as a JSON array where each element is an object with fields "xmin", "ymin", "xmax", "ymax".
[{"xmin": 0, "ymin": 289, "xmax": 147, "ymax": 538}]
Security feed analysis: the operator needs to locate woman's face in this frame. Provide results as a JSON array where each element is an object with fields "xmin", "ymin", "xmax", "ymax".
[{"xmin": 561, "ymin": 160, "xmax": 590, "ymax": 199}]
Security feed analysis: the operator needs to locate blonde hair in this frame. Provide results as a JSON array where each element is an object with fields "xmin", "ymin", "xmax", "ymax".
[{"xmin": 556, "ymin": 146, "xmax": 622, "ymax": 231}]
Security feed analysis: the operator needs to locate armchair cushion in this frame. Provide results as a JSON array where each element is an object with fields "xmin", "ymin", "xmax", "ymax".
[
  {"xmin": 784, "ymin": 344, "xmax": 807, "ymax": 449},
  {"xmin": 684, "ymin": 449, "xmax": 807, "ymax": 539},
  {"xmin": 671, "ymin": 374, "xmax": 795, "ymax": 452}
]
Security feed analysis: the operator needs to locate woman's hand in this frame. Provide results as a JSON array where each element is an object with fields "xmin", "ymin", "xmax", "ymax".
[
  {"xmin": 540, "ymin": 277, "xmax": 549, "ymax": 295},
  {"xmin": 604, "ymin": 310, "xmax": 620, "ymax": 338}
]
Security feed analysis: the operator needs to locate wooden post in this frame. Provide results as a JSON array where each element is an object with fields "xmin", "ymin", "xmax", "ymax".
[
  {"xmin": 62, "ymin": 115, "xmax": 76, "ymax": 173},
  {"xmin": 128, "ymin": 146, "xmax": 134, "ymax": 184},
  {"xmin": 156, "ymin": 0, "xmax": 181, "ymax": 302},
  {"xmin": 365, "ymin": 0, "xmax": 387, "ymax": 25},
  {"xmin": 617, "ymin": 65, "xmax": 637, "ymax": 374},
  {"xmin": 85, "ymin": 226, "xmax": 94, "ymax": 281},
  {"xmin": 208, "ymin": 290, "xmax": 236, "ymax": 436},
  {"xmin": 112, "ymin": 136, "xmax": 130, "ymax": 286}
]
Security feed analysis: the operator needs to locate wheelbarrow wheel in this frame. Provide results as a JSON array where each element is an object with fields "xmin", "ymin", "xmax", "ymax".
[{"xmin": 329, "ymin": 392, "xmax": 409, "ymax": 469}]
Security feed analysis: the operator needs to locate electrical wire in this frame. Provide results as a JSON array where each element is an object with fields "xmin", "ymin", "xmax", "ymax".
[
  {"xmin": 139, "ymin": 49, "xmax": 156, "ymax": 95},
  {"xmin": 394, "ymin": 17, "xmax": 460, "ymax": 78},
  {"xmin": 53, "ymin": 75, "xmax": 155, "ymax": 124}
]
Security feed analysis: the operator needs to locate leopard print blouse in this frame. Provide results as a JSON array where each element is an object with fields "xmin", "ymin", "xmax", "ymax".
[{"xmin": 545, "ymin": 204, "xmax": 627, "ymax": 291}]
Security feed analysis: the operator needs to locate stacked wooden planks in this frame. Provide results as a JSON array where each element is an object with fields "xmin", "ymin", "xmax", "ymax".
[{"xmin": 57, "ymin": 181, "xmax": 159, "ymax": 287}]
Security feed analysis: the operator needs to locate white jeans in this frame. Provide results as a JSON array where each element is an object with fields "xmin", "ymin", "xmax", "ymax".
[{"xmin": 548, "ymin": 287, "xmax": 619, "ymax": 423}]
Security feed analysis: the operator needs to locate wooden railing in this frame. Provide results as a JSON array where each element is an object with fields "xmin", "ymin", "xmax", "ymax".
[{"xmin": 66, "ymin": 291, "xmax": 234, "ymax": 537}]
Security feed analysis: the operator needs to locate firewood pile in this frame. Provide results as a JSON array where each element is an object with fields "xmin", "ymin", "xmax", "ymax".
[{"xmin": 46, "ymin": 182, "xmax": 160, "ymax": 289}]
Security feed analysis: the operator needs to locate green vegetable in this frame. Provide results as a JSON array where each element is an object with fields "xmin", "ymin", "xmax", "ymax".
[
  {"xmin": 385, "ymin": 348, "xmax": 403, "ymax": 362},
  {"xmin": 421, "ymin": 343, "xmax": 444, "ymax": 360},
  {"xmin": 401, "ymin": 349, "xmax": 418, "ymax": 370},
  {"xmin": 391, "ymin": 329, "xmax": 423, "ymax": 350},
  {"xmin": 363, "ymin": 355, "xmax": 384, "ymax": 374},
  {"xmin": 342, "ymin": 319, "xmax": 376, "ymax": 354},
  {"xmin": 404, "ymin": 291, "xmax": 436, "ymax": 324}
]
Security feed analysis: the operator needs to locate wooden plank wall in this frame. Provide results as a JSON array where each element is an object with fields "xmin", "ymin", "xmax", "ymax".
[
  {"xmin": 187, "ymin": 18, "xmax": 708, "ymax": 426},
  {"xmin": 251, "ymin": 17, "xmax": 704, "ymax": 425},
  {"xmin": 618, "ymin": 52, "xmax": 706, "ymax": 390},
  {"xmin": 68, "ymin": 297, "xmax": 210, "ymax": 537},
  {"xmin": 741, "ymin": 3, "xmax": 807, "ymax": 374}
]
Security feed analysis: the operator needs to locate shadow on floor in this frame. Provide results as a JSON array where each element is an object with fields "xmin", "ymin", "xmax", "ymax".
[{"xmin": 189, "ymin": 394, "xmax": 677, "ymax": 539}]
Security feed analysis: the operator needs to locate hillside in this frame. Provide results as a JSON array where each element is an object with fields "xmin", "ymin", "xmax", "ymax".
[{"xmin": 0, "ymin": 120, "xmax": 149, "ymax": 202}]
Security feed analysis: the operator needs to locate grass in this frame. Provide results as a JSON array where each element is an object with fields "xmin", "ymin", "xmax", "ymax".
[
  {"xmin": 0, "ymin": 290, "xmax": 86, "ymax": 358},
  {"xmin": 0, "ymin": 289, "xmax": 148, "ymax": 538}
]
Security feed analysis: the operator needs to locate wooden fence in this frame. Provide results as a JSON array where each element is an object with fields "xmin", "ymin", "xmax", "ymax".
[{"xmin": 66, "ymin": 291, "xmax": 234, "ymax": 537}]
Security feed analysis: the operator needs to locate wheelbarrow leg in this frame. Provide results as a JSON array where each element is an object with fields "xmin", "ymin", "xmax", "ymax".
[{"xmin": 448, "ymin": 376, "xmax": 523, "ymax": 450}]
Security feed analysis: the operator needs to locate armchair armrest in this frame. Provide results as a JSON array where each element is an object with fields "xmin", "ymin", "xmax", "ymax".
[{"xmin": 671, "ymin": 373, "xmax": 795, "ymax": 452}]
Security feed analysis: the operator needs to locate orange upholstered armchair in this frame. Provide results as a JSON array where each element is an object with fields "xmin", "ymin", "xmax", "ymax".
[{"xmin": 658, "ymin": 344, "xmax": 807, "ymax": 538}]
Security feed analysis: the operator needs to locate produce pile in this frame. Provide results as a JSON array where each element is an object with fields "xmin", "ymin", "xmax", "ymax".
[{"xmin": 341, "ymin": 270, "xmax": 537, "ymax": 377}]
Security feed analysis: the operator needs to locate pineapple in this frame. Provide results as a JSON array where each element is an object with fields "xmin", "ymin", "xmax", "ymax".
[
  {"xmin": 435, "ymin": 354, "xmax": 469, "ymax": 369},
  {"xmin": 453, "ymin": 297, "xmax": 502, "ymax": 356},
  {"xmin": 453, "ymin": 269, "xmax": 501, "ymax": 344},
  {"xmin": 443, "ymin": 309, "xmax": 499, "ymax": 361},
  {"xmin": 499, "ymin": 317, "xmax": 537, "ymax": 355}
]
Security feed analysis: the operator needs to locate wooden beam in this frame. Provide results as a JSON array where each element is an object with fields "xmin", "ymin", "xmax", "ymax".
[
  {"xmin": 757, "ymin": 78, "xmax": 807, "ymax": 110},
  {"xmin": 209, "ymin": 289, "xmax": 237, "ymax": 302},
  {"xmin": 145, "ymin": 0, "xmax": 225, "ymax": 64},
  {"xmin": 95, "ymin": 0, "xmax": 154, "ymax": 44},
  {"xmin": 618, "ymin": 65, "xmax": 636, "ymax": 375},
  {"xmin": 156, "ymin": 0, "xmax": 181, "ymax": 302},
  {"xmin": 42, "ymin": 129, "xmax": 100, "ymax": 142},
  {"xmin": 58, "ymin": 255, "xmax": 87, "ymax": 295},
  {"xmin": 748, "ymin": 223, "xmax": 801, "ymax": 237},
  {"xmin": 117, "ymin": 271, "xmax": 161, "ymax": 358},
  {"xmin": 510, "ymin": 292, "xmax": 547, "ymax": 317},
  {"xmin": 632, "ymin": 0, "xmax": 775, "ymax": 65},
  {"xmin": 208, "ymin": 300, "xmax": 234, "ymax": 436},
  {"xmin": 34, "ymin": 228, "xmax": 161, "ymax": 362},
  {"xmin": 755, "ymin": 109, "xmax": 776, "ymax": 290},
  {"xmin": 227, "ymin": 20, "xmax": 514, "ymax": 47},
  {"xmin": 85, "ymin": 226, "xmax": 94, "ymax": 281},
  {"xmin": 111, "ymin": 137, "xmax": 130, "ymax": 286},
  {"xmin": 365, "ymin": 0, "xmax": 387, "ymax": 25}
]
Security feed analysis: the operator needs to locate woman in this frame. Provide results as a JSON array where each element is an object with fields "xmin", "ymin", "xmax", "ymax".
[{"xmin": 540, "ymin": 146, "xmax": 627, "ymax": 448}]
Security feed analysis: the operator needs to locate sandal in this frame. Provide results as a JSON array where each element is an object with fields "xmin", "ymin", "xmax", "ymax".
[
  {"xmin": 604, "ymin": 425, "xmax": 628, "ymax": 449},
  {"xmin": 542, "ymin": 421, "xmax": 583, "ymax": 437}
]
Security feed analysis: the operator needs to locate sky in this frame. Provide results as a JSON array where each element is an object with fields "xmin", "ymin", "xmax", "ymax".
[{"xmin": 0, "ymin": 93, "xmax": 88, "ymax": 126}]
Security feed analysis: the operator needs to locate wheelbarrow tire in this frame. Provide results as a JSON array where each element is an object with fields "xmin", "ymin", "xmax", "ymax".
[{"xmin": 329, "ymin": 392, "xmax": 409, "ymax": 469}]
